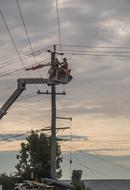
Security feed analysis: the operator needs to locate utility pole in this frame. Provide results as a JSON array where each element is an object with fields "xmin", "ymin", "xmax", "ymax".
[
  {"xmin": 37, "ymin": 45, "xmax": 71, "ymax": 179},
  {"xmin": 51, "ymin": 45, "xmax": 57, "ymax": 179}
]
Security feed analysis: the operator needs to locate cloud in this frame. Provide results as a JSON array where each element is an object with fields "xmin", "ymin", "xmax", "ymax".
[
  {"xmin": 0, "ymin": 133, "xmax": 27, "ymax": 141},
  {"xmin": 0, "ymin": 0, "xmax": 130, "ymax": 160},
  {"xmin": 58, "ymin": 135, "xmax": 89, "ymax": 141}
]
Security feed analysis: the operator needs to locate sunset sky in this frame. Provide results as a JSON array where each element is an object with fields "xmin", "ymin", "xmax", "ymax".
[{"xmin": 0, "ymin": 0, "xmax": 130, "ymax": 179}]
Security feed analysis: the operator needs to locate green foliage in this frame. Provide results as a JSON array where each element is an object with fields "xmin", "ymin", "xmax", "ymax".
[
  {"xmin": 0, "ymin": 173, "xmax": 16, "ymax": 190},
  {"xmin": 15, "ymin": 131, "xmax": 62, "ymax": 180},
  {"xmin": 73, "ymin": 180, "xmax": 86, "ymax": 190}
]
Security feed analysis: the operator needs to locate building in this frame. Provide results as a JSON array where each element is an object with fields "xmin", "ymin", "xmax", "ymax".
[
  {"xmin": 84, "ymin": 180, "xmax": 130, "ymax": 190},
  {"xmin": 63, "ymin": 179, "xmax": 130, "ymax": 190}
]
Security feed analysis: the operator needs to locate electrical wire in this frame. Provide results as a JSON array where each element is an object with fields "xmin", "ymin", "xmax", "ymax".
[
  {"xmin": 57, "ymin": 44, "xmax": 130, "ymax": 49},
  {"xmin": 0, "ymin": 58, "xmax": 50, "ymax": 78},
  {"xmin": 16, "ymin": 0, "xmax": 46, "ymax": 85},
  {"xmin": 57, "ymin": 97, "xmax": 72, "ymax": 117},
  {"xmin": 0, "ymin": 8, "xmax": 40, "ymax": 91},
  {"xmin": 62, "ymin": 143, "xmax": 110, "ymax": 178},
  {"xmin": 62, "ymin": 49, "xmax": 130, "ymax": 54},
  {"xmin": 81, "ymin": 150, "xmax": 130, "ymax": 171},
  {"xmin": 0, "ymin": 68, "xmax": 23, "ymax": 77},
  {"xmin": 55, "ymin": 0, "xmax": 62, "ymax": 53},
  {"xmin": 0, "ymin": 48, "xmax": 50, "ymax": 68},
  {"xmin": 16, "ymin": 0, "xmax": 35, "ymax": 57},
  {"xmin": 61, "ymin": 143, "xmax": 130, "ymax": 172},
  {"xmin": 57, "ymin": 44, "xmax": 130, "ymax": 57},
  {"xmin": 0, "ymin": 127, "xmax": 51, "ymax": 144},
  {"xmin": 69, "ymin": 127, "xmax": 72, "ymax": 179},
  {"xmin": 0, "ymin": 132, "xmax": 29, "ymax": 142},
  {"xmin": 64, "ymin": 52, "xmax": 130, "ymax": 58},
  {"xmin": 16, "ymin": 0, "xmax": 51, "ymax": 91},
  {"xmin": 72, "ymin": 154, "xmax": 111, "ymax": 178},
  {"xmin": 63, "ymin": 155, "xmax": 100, "ymax": 179},
  {"xmin": 0, "ymin": 9, "xmax": 28, "ymax": 73},
  {"xmin": 57, "ymin": 95, "xmax": 73, "ymax": 178}
]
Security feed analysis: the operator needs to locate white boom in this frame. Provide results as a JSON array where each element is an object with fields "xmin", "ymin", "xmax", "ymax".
[{"xmin": 0, "ymin": 78, "xmax": 52, "ymax": 119}]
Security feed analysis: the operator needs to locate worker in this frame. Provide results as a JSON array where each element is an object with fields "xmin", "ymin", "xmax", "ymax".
[
  {"xmin": 61, "ymin": 57, "xmax": 68, "ymax": 69},
  {"xmin": 54, "ymin": 58, "xmax": 60, "ymax": 70},
  {"xmin": 60, "ymin": 57, "xmax": 71, "ymax": 76},
  {"xmin": 49, "ymin": 58, "xmax": 60, "ymax": 79}
]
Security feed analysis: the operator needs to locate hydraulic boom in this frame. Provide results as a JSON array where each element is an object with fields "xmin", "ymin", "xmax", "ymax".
[{"xmin": 0, "ymin": 78, "xmax": 52, "ymax": 119}]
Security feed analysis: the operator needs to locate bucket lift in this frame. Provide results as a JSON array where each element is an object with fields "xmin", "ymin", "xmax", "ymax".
[
  {"xmin": 49, "ymin": 68, "xmax": 72, "ymax": 84},
  {"xmin": 48, "ymin": 57, "xmax": 72, "ymax": 84},
  {"xmin": 0, "ymin": 62, "xmax": 72, "ymax": 119}
]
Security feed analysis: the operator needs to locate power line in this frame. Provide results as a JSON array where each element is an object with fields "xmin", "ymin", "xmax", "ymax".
[
  {"xmin": 1, "ymin": 44, "xmax": 130, "ymax": 70},
  {"xmin": 0, "ymin": 58, "xmax": 50, "ymax": 78},
  {"xmin": 55, "ymin": 0, "xmax": 62, "ymax": 52},
  {"xmin": 0, "ymin": 9, "xmax": 27, "ymax": 70},
  {"xmin": 16, "ymin": 0, "xmax": 46, "ymax": 81},
  {"xmin": 0, "ymin": 127, "xmax": 50, "ymax": 144},
  {"xmin": 78, "ymin": 150, "xmax": 130, "ymax": 171},
  {"xmin": 62, "ymin": 49, "xmax": 130, "ymax": 54},
  {"xmin": 0, "ymin": 48, "xmax": 50, "ymax": 68},
  {"xmin": 63, "ymin": 155, "xmax": 101, "ymax": 179},
  {"xmin": 16, "ymin": 0, "xmax": 38, "ymax": 64},
  {"xmin": 64, "ymin": 52, "xmax": 130, "ymax": 58},
  {"xmin": 62, "ymin": 143, "xmax": 110, "ymax": 178},
  {"xmin": 73, "ymin": 154, "xmax": 111, "ymax": 178},
  {"xmin": 0, "ymin": 68, "xmax": 24, "ymax": 77},
  {"xmin": 0, "ymin": 132, "xmax": 29, "ymax": 142},
  {"xmin": 57, "ymin": 97, "xmax": 72, "ymax": 117},
  {"xmin": 81, "ymin": 150, "xmax": 130, "ymax": 171},
  {"xmin": 57, "ymin": 44, "xmax": 130, "ymax": 49},
  {"xmin": 0, "ymin": 8, "xmax": 40, "ymax": 91},
  {"xmin": 61, "ymin": 143, "xmax": 130, "ymax": 172}
]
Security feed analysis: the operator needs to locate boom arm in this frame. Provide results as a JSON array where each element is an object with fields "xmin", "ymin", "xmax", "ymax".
[
  {"xmin": 0, "ymin": 78, "xmax": 50, "ymax": 119},
  {"xmin": 0, "ymin": 88, "xmax": 24, "ymax": 119}
]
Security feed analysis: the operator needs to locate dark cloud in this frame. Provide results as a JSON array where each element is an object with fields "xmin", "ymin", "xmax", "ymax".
[
  {"xmin": 58, "ymin": 135, "xmax": 89, "ymax": 141},
  {"xmin": 0, "ymin": 133, "xmax": 27, "ymax": 141}
]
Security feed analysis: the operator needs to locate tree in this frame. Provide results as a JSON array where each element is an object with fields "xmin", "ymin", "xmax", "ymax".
[
  {"xmin": 15, "ymin": 131, "xmax": 62, "ymax": 180},
  {"xmin": 0, "ymin": 173, "xmax": 16, "ymax": 190}
]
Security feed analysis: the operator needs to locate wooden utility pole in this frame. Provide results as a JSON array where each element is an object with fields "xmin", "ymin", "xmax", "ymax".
[{"xmin": 51, "ymin": 45, "xmax": 57, "ymax": 179}]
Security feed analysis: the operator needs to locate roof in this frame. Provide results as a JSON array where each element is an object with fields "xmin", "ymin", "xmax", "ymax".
[{"xmin": 62, "ymin": 179, "xmax": 130, "ymax": 190}]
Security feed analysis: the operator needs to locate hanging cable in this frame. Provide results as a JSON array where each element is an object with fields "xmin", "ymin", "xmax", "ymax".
[
  {"xmin": 62, "ymin": 49, "xmax": 130, "ymax": 54},
  {"xmin": 16, "ymin": 0, "xmax": 45, "ymax": 83},
  {"xmin": 0, "ymin": 127, "xmax": 51, "ymax": 145},
  {"xmin": 57, "ymin": 44, "xmax": 130, "ymax": 49},
  {"xmin": 62, "ymin": 143, "xmax": 130, "ymax": 172},
  {"xmin": 0, "ymin": 68, "xmax": 24, "ymax": 77},
  {"xmin": 55, "ymin": 0, "xmax": 62, "ymax": 53},
  {"xmin": 0, "ymin": 9, "xmax": 26, "ymax": 71},
  {"xmin": 16, "ymin": 0, "xmax": 51, "ymax": 91},
  {"xmin": 64, "ymin": 52, "xmax": 130, "ymax": 58},
  {"xmin": 0, "ymin": 58, "xmax": 50, "ymax": 78},
  {"xmin": 63, "ymin": 156, "xmax": 100, "ymax": 179},
  {"xmin": 0, "ymin": 46, "xmax": 51, "ymax": 67},
  {"xmin": 69, "ymin": 119, "xmax": 72, "ymax": 179},
  {"xmin": 62, "ymin": 144, "xmax": 109, "ymax": 178},
  {"xmin": 0, "ymin": 8, "xmax": 40, "ymax": 90}
]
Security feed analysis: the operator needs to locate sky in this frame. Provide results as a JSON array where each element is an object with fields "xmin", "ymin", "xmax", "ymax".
[{"xmin": 0, "ymin": 0, "xmax": 130, "ymax": 179}]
